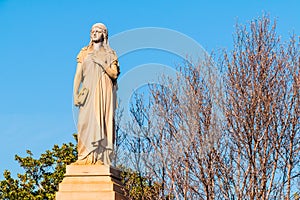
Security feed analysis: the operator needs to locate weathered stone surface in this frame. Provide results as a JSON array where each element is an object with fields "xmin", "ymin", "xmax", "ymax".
[{"xmin": 56, "ymin": 165, "xmax": 126, "ymax": 200}]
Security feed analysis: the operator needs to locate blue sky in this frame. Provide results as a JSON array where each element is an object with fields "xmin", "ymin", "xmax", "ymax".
[{"xmin": 0, "ymin": 0, "xmax": 299, "ymax": 177}]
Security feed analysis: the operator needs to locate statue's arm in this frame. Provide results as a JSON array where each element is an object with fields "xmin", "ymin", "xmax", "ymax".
[
  {"xmin": 73, "ymin": 63, "xmax": 83, "ymax": 106},
  {"xmin": 105, "ymin": 60, "xmax": 120, "ymax": 80}
]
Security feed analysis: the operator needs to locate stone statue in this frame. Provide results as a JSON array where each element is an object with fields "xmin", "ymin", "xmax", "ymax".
[{"xmin": 73, "ymin": 23, "xmax": 120, "ymax": 165}]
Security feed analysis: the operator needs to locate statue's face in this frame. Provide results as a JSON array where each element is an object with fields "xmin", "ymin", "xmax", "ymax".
[{"xmin": 90, "ymin": 27, "xmax": 106, "ymax": 43}]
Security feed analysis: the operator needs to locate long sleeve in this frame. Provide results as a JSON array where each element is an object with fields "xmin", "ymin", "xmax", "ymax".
[
  {"xmin": 74, "ymin": 48, "xmax": 88, "ymax": 99},
  {"xmin": 73, "ymin": 63, "xmax": 83, "ymax": 105}
]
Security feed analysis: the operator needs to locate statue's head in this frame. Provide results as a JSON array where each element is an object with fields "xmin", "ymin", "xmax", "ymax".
[{"xmin": 90, "ymin": 23, "xmax": 108, "ymax": 44}]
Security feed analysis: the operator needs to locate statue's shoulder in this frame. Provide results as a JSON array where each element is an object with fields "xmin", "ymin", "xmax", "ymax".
[
  {"xmin": 77, "ymin": 46, "xmax": 90, "ymax": 63},
  {"xmin": 80, "ymin": 46, "xmax": 89, "ymax": 52}
]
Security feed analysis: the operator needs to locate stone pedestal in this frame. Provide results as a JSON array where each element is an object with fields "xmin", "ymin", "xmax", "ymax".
[{"xmin": 56, "ymin": 165, "xmax": 126, "ymax": 200}]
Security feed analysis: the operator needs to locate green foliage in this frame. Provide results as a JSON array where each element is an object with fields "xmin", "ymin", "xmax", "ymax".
[
  {"xmin": 0, "ymin": 133, "xmax": 165, "ymax": 200},
  {"xmin": 0, "ymin": 135, "xmax": 77, "ymax": 200}
]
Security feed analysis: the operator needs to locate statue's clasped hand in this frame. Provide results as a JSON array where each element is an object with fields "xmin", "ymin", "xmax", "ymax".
[{"xmin": 91, "ymin": 54, "xmax": 119, "ymax": 80}]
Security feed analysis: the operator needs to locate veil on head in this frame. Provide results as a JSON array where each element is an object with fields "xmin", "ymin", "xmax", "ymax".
[{"xmin": 88, "ymin": 23, "xmax": 112, "ymax": 52}]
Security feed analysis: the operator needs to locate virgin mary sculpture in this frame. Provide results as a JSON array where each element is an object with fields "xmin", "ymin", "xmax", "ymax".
[{"xmin": 73, "ymin": 23, "xmax": 120, "ymax": 165}]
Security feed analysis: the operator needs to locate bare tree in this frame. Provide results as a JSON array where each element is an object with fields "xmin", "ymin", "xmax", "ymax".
[
  {"xmin": 119, "ymin": 15, "xmax": 299, "ymax": 200},
  {"xmin": 223, "ymin": 16, "xmax": 300, "ymax": 200},
  {"xmin": 122, "ymin": 54, "xmax": 224, "ymax": 199}
]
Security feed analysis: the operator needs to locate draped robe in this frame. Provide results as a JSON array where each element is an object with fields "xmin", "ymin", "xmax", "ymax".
[{"xmin": 76, "ymin": 47, "xmax": 119, "ymax": 165}]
